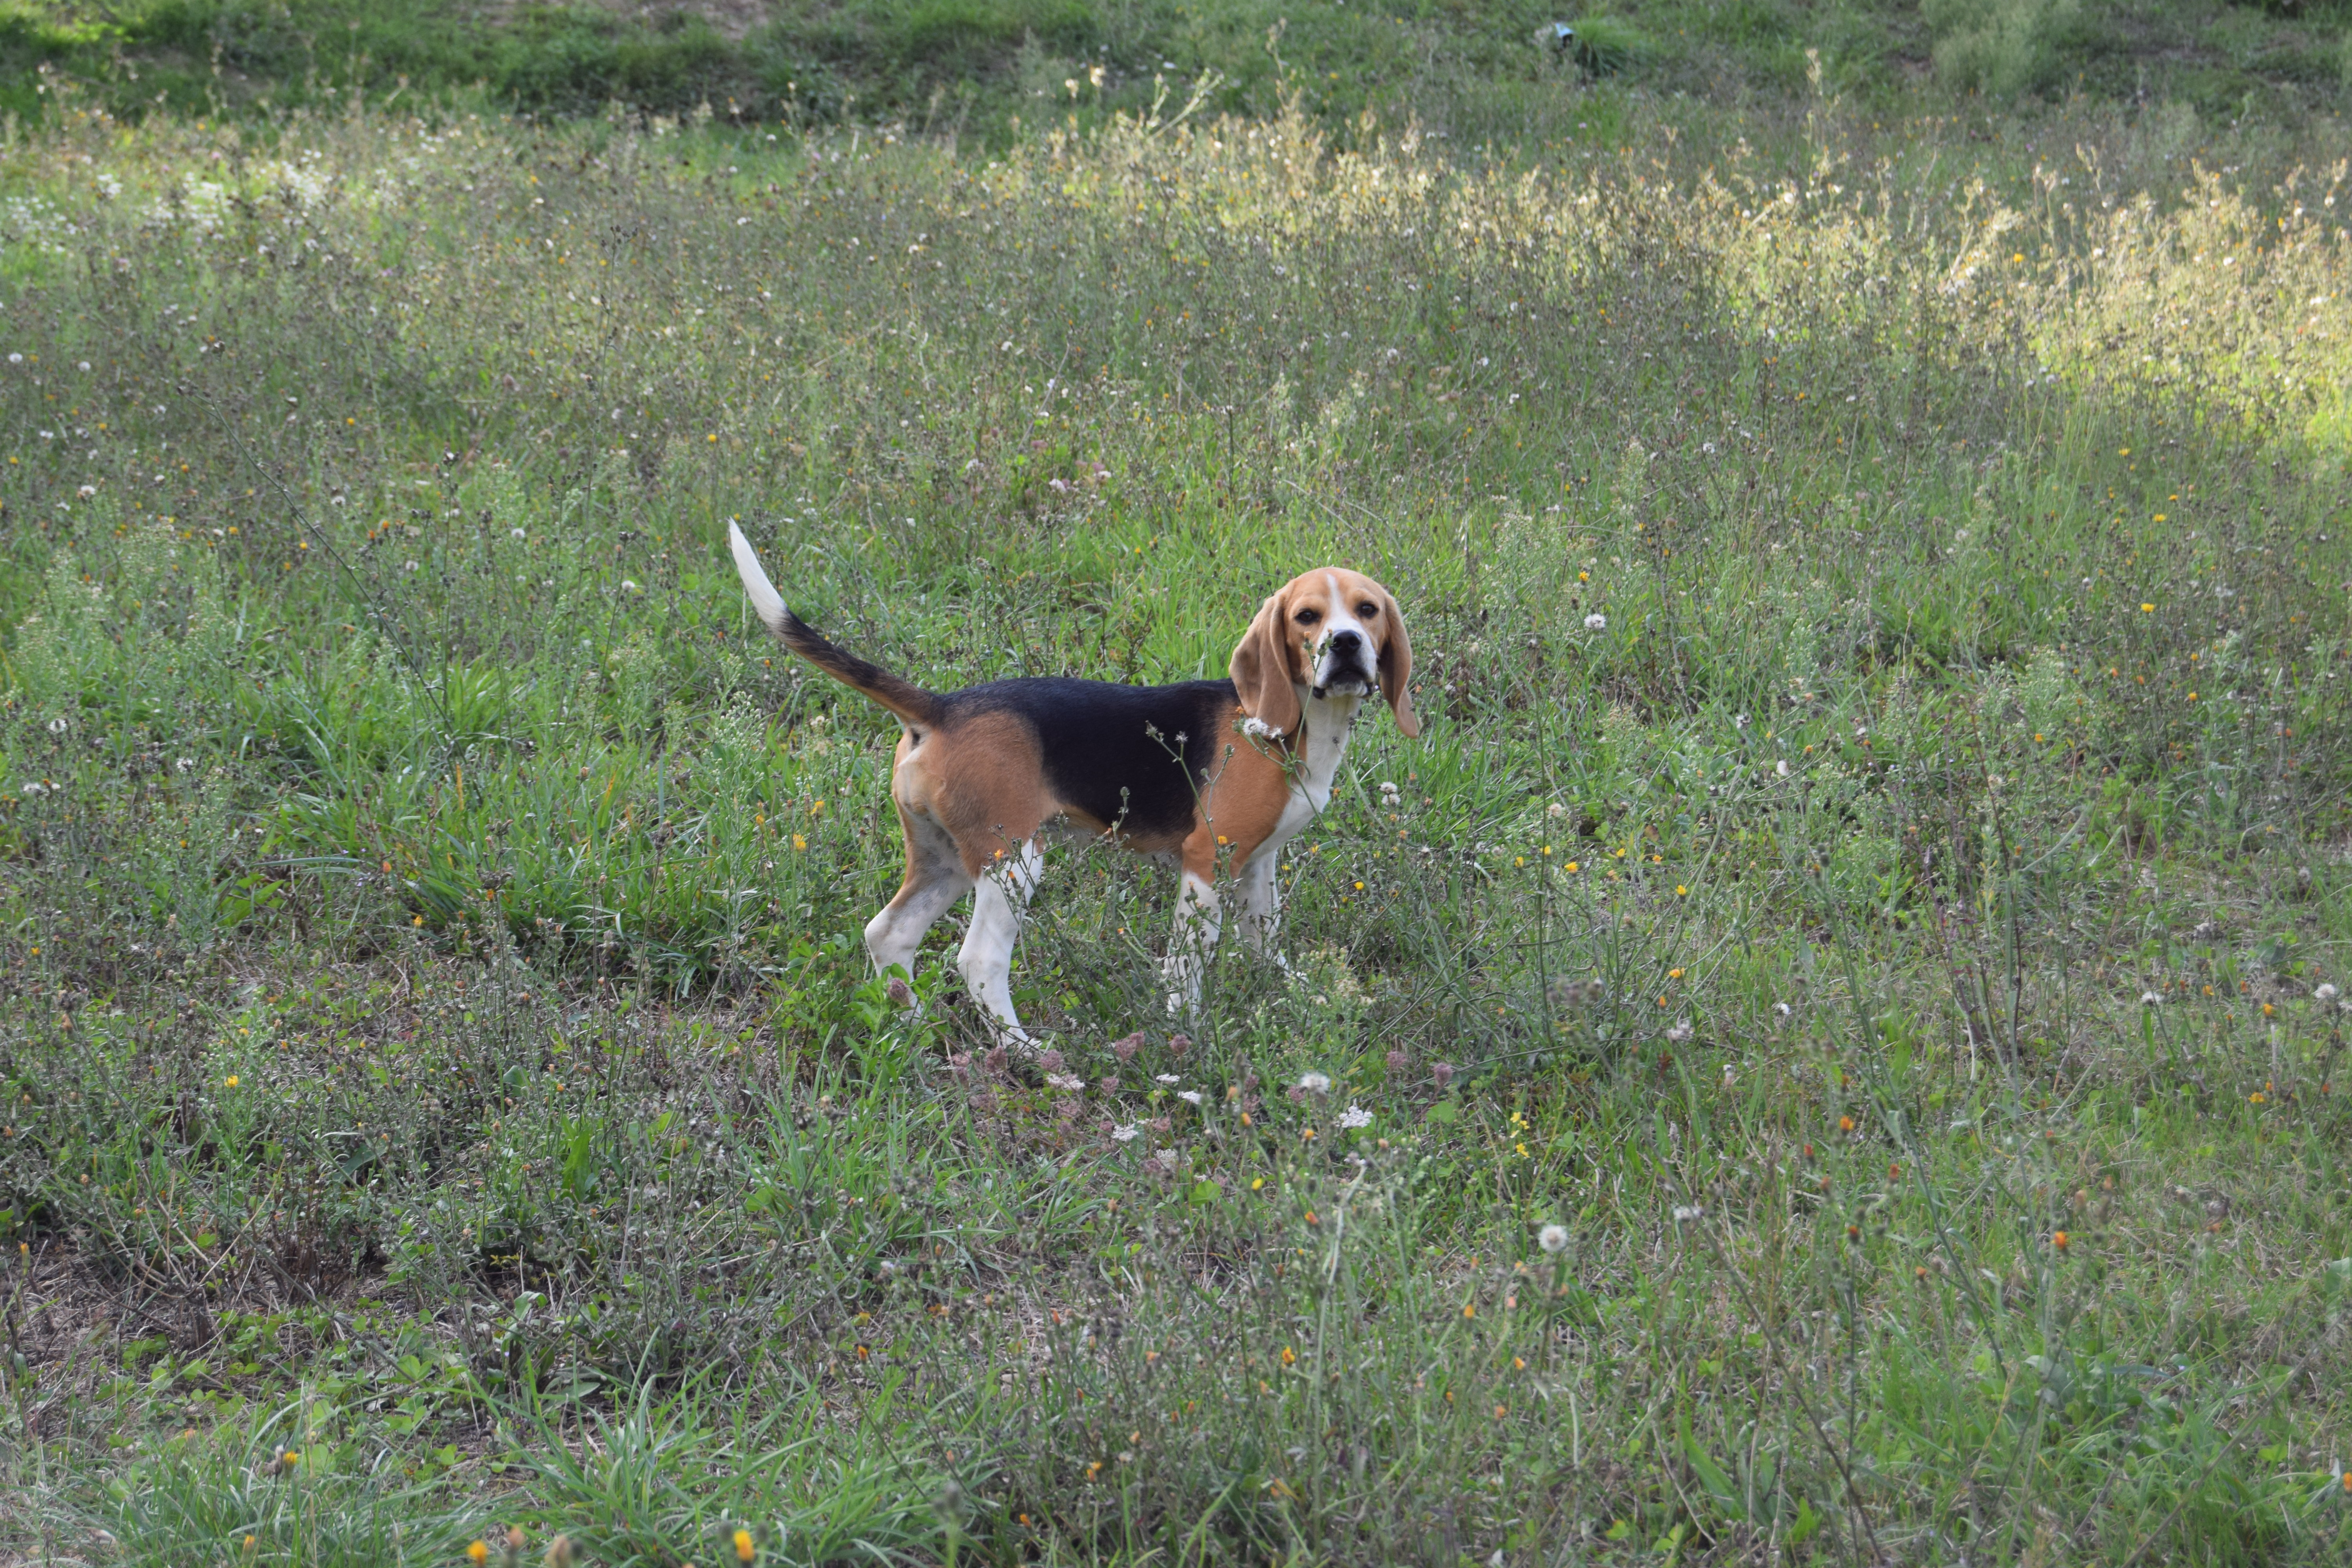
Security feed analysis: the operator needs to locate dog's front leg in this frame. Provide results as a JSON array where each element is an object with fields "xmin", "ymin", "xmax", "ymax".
[
  {"xmin": 957, "ymin": 838, "xmax": 1043, "ymax": 1048},
  {"xmin": 1162, "ymin": 867, "xmax": 1223, "ymax": 1018},
  {"xmin": 1236, "ymin": 850, "xmax": 1285, "ymax": 964}
]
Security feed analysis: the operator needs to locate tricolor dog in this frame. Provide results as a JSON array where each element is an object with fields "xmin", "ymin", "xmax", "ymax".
[{"xmin": 728, "ymin": 522, "xmax": 1419, "ymax": 1046}]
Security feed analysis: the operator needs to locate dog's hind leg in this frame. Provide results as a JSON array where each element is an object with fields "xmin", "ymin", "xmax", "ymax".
[
  {"xmin": 865, "ymin": 807, "xmax": 971, "ymax": 989},
  {"xmin": 957, "ymin": 837, "xmax": 1044, "ymax": 1048}
]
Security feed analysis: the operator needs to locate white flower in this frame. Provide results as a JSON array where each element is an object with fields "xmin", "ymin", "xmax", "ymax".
[
  {"xmin": 45, "ymin": 718, "xmax": 67, "ymax": 734},
  {"xmin": 1671, "ymin": 1204, "xmax": 1705, "ymax": 1223},
  {"xmin": 1776, "ymin": 760, "xmax": 1790, "ymax": 777},
  {"xmin": 403, "ymin": 560, "xmax": 420, "ymax": 572},
  {"xmin": 77, "ymin": 361, "xmax": 89, "ymax": 371},
  {"xmin": 1176, "ymin": 1089, "xmax": 1203, "ymax": 1106},
  {"xmin": 1773, "ymin": 1002, "xmax": 1792, "ymax": 1017},
  {"xmin": 76, "ymin": 485, "xmax": 94, "ymax": 498},
  {"xmin": 175, "ymin": 758, "xmax": 194, "ymax": 772},
  {"xmin": 1546, "ymin": 801, "xmax": 1566, "ymax": 817},
  {"xmin": 1537, "ymin": 1223, "xmax": 1568, "ymax": 1254},
  {"xmin": 2141, "ymin": 991, "xmax": 2162, "ymax": 1007},
  {"xmin": 1338, "ymin": 1104, "xmax": 1372, "ymax": 1129},
  {"xmin": 19, "ymin": 780, "xmax": 47, "ymax": 795},
  {"xmin": 510, "ymin": 527, "xmax": 526, "ymax": 540},
  {"xmin": 1583, "ymin": 613, "xmax": 1607, "ymax": 632},
  {"xmin": 1044, "ymin": 1072, "xmax": 1086, "ymax": 1092},
  {"xmin": 621, "ymin": 578, "xmax": 642, "ymax": 592},
  {"xmin": 6, "ymin": 354, "xmax": 18, "ymax": 364},
  {"xmin": 1111, "ymin": 1122, "xmax": 1140, "ymax": 1143},
  {"xmin": 1155, "ymin": 1073, "xmax": 1180, "ymax": 1085},
  {"xmin": 2317, "ymin": 984, "xmax": 2340, "ymax": 1004},
  {"xmin": 1297, "ymin": 1071, "xmax": 1331, "ymax": 1094},
  {"xmin": 1665, "ymin": 1021, "xmax": 1693, "ymax": 1045}
]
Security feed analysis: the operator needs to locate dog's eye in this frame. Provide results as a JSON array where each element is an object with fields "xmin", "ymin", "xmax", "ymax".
[
  {"xmin": 1294, "ymin": 609, "xmax": 1322, "ymax": 626},
  {"xmin": 1357, "ymin": 602, "xmax": 1379, "ymax": 619}
]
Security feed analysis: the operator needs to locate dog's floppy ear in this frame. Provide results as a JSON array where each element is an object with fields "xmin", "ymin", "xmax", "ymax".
[
  {"xmin": 1377, "ymin": 585, "xmax": 1420, "ymax": 738},
  {"xmin": 1230, "ymin": 588, "xmax": 1303, "ymax": 739}
]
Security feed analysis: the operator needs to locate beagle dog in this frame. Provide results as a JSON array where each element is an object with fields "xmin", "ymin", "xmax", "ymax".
[{"xmin": 727, "ymin": 522, "xmax": 1419, "ymax": 1046}]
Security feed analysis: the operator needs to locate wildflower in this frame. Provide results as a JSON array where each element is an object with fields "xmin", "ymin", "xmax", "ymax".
[
  {"xmin": 1431, "ymin": 1062, "xmax": 1455, "ymax": 1089},
  {"xmin": 1280, "ymin": 1345, "xmax": 1297, "ymax": 1365},
  {"xmin": 1385, "ymin": 1048, "xmax": 1409, "ymax": 1074},
  {"xmin": 2052, "ymin": 1231, "xmax": 2070, "ymax": 1252},
  {"xmin": 734, "ymin": 1529, "xmax": 756, "ymax": 1563},
  {"xmin": 791, "ymin": 834, "xmax": 807, "ymax": 851},
  {"xmin": 1297, "ymin": 1071, "xmax": 1331, "ymax": 1094},
  {"xmin": 1337, "ymin": 1104, "xmax": 1372, "ymax": 1129},
  {"xmin": 1671, "ymin": 1204, "xmax": 1704, "ymax": 1222},
  {"xmin": 1774, "ymin": 1002, "xmax": 1792, "ymax": 1017},
  {"xmin": 1037, "ymin": 1049, "xmax": 1065, "ymax": 1072},
  {"xmin": 1538, "ymin": 1223, "xmax": 1568, "ymax": 1254},
  {"xmin": 1177, "ymin": 1089, "xmax": 1203, "ymax": 1105},
  {"xmin": 1155, "ymin": 1073, "xmax": 1180, "ymax": 1085},
  {"xmin": 506, "ymin": 1528, "xmax": 527, "ymax": 1561},
  {"xmin": 2141, "ymin": 991, "xmax": 2162, "ymax": 1007},
  {"xmin": 510, "ymin": 528, "xmax": 526, "ymax": 540},
  {"xmin": 2316, "ymin": 984, "xmax": 2339, "ymax": 1004},
  {"xmin": 1111, "ymin": 1122, "xmax": 1140, "ymax": 1143},
  {"xmin": 1168, "ymin": 1033, "xmax": 1192, "ymax": 1054},
  {"xmin": 1776, "ymin": 760, "xmax": 1790, "ymax": 777},
  {"xmin": 1110, "ymin": 1031, "xmax": 1143, "ymax": 1062},
  {"xmin": 1838, "ymin": 1115, "xmax": 1856, "ymax": 1133},
  {"xmin": 1584, "ymin": 613, "xmax": 1607, "ymax": 632},
  {"xmin": 1665, "ymin": 1022, "xmax": 1693, "ymax": 1045},
  {"xmin": 470, "ymin": 1544, "xmax": 491, "ymax": 1567},
  {"xmin": 884, "ymin": 976, "xmax": 914, "ymax": 1009},
  {"xmin": 1045, "ymin": 1073, "xmax": 1086, "ymax": 1092},
  {"xmin": 225, "ymin": 1076, "xmax": 240, "ymax": 1087},
  {"xmin": 2140, "ymin": 603, "xmax": 2154, "ymax": 613}
]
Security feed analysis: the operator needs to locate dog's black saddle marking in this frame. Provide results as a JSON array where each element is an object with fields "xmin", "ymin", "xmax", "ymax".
[{"xmin": 951, "ymin": 677, "xmax": 1240, "ymax": 839}]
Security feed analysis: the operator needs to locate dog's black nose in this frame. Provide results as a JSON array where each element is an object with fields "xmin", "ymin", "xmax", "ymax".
[{"xmin": 1330, "ymin": 628, "xmax": 1363, "ymax": 653}]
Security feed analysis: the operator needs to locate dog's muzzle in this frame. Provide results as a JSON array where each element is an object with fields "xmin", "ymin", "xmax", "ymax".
[{"xmin": 1311, "ymin": 629, "xmax": 1378, "ymax": 699}]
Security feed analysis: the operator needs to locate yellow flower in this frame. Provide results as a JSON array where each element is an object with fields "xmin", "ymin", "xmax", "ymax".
[
  {"xmin": 1674, "ymin": 885, "xmax": 1688, "ymax": 897},
  {"xmin": 225, "ymin": 1076, "xmax": 240, "ymax": 1087},
  {"xmin": 734, "ymin": 1528, "xmax": 756, "ymax": 1562},
  {"xmin": 1564, "ymin": 861, "xmax": 1579, "ymax": 873},
  {"xmin": 792, "ymin": 834, "xmax": 807, "ymax": 851},
  {"xmin": 2140, "ymin": 603, "xmax": 2155, "ymax": 613},
  {"xmin": 1280, "ymin": 1345, "xmax": 1297, "ymax": 1365},
  {"xmin": 470, "ymin": 1543, "xmax": 491, "ymax": 1567}
]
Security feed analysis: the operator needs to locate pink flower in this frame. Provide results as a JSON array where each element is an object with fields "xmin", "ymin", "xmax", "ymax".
[
  {"xmin": 1385, "ymin": 1049, "xmax": 1409, "ymax": 1074},
  {"xmin": 1110, "ymin": 1032, "xmax": 1143, "ymax": 1063},
  {"xmin": 885, "ymin": 976, "xmax": 915, "ymax": 1009},
  {"xmin": 1168, "ymin": 1033, "xmax": 1192, "ymax": 1055},
  {"xmin": 1431, "ymin": 1061, "xmax": 1455, "ymax": 1089},
  {"xmin": 1098, "ymin": 1074, "xmax": 1121, "ymax": 1094},
  {"xmin": 984, "ymin": 1047, "xmax": 1009, "ymax": 1076},
  {"xmin": 1037, "ymin": 1049, "xmax": 1065, "ymax": 1073}
]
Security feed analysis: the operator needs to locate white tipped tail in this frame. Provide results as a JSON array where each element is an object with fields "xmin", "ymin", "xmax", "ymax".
[{"xmin": 728, "ymin": 520, "xmax": 791, "ymax": 636}]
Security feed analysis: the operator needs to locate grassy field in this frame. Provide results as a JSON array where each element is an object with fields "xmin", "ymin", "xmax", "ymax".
[
  {"xmin": 4, "ymin": 0, "xmax": 2352, "ymax": 134},
  {"xmin": 5, "ymin": 40, "xmax": 2352, "ymax": 1568}
]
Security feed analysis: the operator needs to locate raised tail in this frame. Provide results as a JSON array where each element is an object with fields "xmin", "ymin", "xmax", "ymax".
[{"xmin": 727, "ymin": 521, "xmax": 945, "ymax": 732}]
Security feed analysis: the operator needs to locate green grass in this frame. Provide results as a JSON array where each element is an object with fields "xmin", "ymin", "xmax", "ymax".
[
  {"xmin": 1, "ymin": 0, "xmax": 2350, "ymax": 135},
  {"xmin": 4, "ymin": 54, "xmax": 2352, "ymax": 1568}
]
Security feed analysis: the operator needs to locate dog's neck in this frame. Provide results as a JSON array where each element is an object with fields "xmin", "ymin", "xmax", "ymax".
[{"xmin": 1287, "ymin": 687, "xmax": 1361, "ymax": 810}]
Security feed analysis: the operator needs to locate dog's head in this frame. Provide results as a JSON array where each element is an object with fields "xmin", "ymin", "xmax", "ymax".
[{"xmin": 1230, "ymin": 568, "xmax": 1419, "ymax": 741}]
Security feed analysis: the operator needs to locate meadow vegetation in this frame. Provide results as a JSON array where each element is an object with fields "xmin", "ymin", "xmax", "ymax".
[{"xmin": 2, "ymin": 27, "xmax": 2352, "ymax": 1568}]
